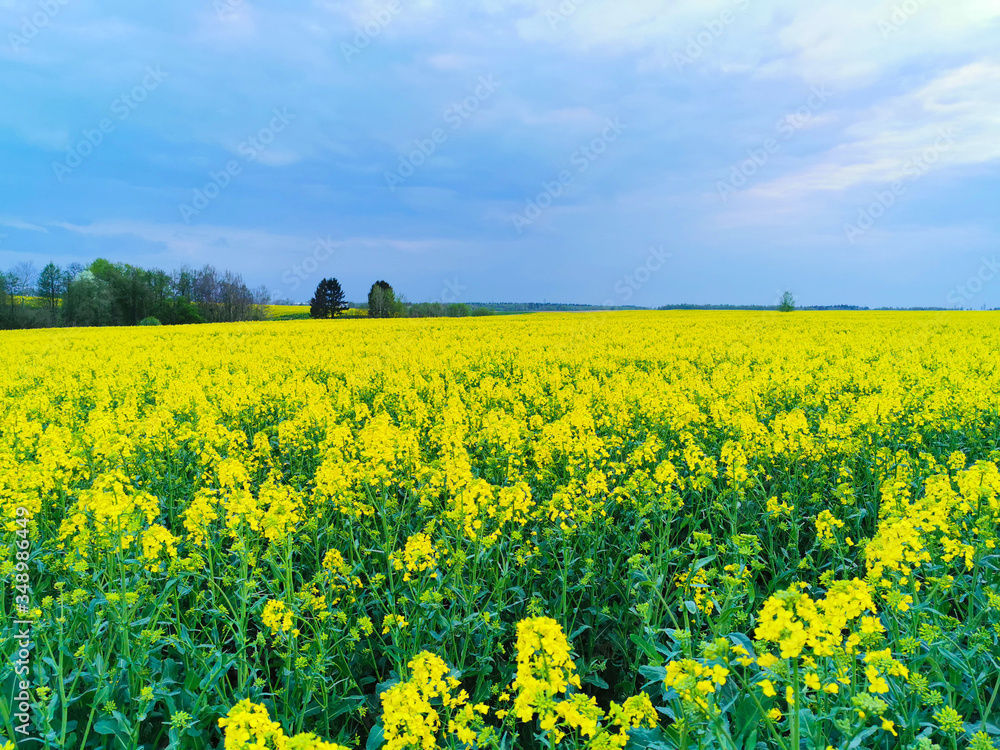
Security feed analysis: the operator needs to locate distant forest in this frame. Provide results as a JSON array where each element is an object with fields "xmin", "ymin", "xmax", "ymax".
[
  {"xmin": 0, "ymin": 257, "xmax": 968, "ymax": 332},
  {"xmin": 656, "ymin": 303, "xmax": 951, "ymax": 311},
  {"xmin": 0, "ymin": 259, "xmax": 270, "ymax": 330}
]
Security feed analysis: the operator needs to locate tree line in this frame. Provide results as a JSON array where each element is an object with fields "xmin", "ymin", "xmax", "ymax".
[
  {"xmin": 0, "ymin": 259, "xmax": 270, "ymax": 330},
  {"xmin": 310, "ymin": 278, "xmax": 494, "ymax": 319}
]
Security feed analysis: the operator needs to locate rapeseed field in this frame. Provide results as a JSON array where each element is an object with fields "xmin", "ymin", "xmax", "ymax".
[{"xmin": 1, "ymin": 312, "xmax": 998, "ymax": 750}]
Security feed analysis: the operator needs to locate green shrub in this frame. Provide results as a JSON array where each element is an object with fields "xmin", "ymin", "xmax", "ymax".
[{"xmin": 139, "ymin": 316, "xmax": 162, "ymax": 326}]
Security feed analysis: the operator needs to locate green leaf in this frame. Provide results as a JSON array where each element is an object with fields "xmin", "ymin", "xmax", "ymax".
[
  {"xmin": 693, "ymin": 555, "xmax": 717, "ymax": 571},
  {"xmin": 93, "ymin": 718, "xmax": 118, "ymax": 736},
  {"xmin": 625, "ymin": 725, "xmax": 670, "ymax": 750},
  {"xmin": 366, "ymin": 722, "xmax": 385, "ymax": 750},
  {"xmin": 584, "ymin": 673, "xmax": 609, "ymax": 690},
  {"xmin": 630, "ymin": 633, "xmax": 658, "ymax": 660},
  {"xmin": 848, "ymin": 726, "xmax": 879, "ymax": 749}
]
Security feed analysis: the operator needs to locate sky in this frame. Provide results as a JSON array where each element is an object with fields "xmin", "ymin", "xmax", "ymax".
[{"xmin": 1, "ymin": 0, "xmax": 999, "ymax": 308}]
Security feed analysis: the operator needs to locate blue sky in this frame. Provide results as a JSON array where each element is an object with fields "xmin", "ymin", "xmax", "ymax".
[{"xmin": 1, "ymin": 0, "xmax": 999, "ymax": 307}]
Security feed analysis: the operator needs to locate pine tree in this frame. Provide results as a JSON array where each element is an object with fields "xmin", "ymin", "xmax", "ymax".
[{"xmin": 309, "ymin": 278, "xmax": 348, "ymax": 319}]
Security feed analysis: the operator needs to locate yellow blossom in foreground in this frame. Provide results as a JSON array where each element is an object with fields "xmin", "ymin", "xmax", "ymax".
[{"xmin": 219, "ymin": 700, "xmax": 350, "ymax": 750}]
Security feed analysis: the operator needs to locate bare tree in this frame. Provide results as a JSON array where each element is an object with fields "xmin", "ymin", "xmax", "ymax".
[{"xmin": 10, "ymin": 262, "xmax": 38, "ymax": 303}]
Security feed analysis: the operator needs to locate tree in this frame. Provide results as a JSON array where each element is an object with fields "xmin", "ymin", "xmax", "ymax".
[
  {"xmin": 0, "ymin": 257, "xmax": 270, "ymax": 329},
  {"xmin": 408, "ymin": 301, "xmax": 445, "ymax": 318},
  {"xmin": 310, "ymin": 278, "xmax": 348, "ymax": 319},
  {"xmin": 153, "ymin": 297, "xmax": 206, "ymax": 325},
  {"xmin": 187, "ymin": 265, "xmax": 265, "ymax": 323},
  {"xmin": 252, "ymin": 285, "xmax": 272, "ymax": 308},
  {"xmin": 64, "ymin": 263, "xmax": 86, "ymax": 281},
  {"xmin": 0, "ymin": 272, "xmax": 9, "ymax": 326},
  {"xmin": 10, "ymin": 262, "xmax": 37, "ymax": 302},
  {"xmin": 36, "ymin": 262, "xmax": 65, "ymax": 311},
  {"xmin": 777, "ymin": 291, "xmax": 796, "ymax": 313},
  {"xmin": 63, "ymin": 271, "xmax": 112, "ymax": 327},
  {"xmin": 368, "ymin": 280, "xmax": 396, "ymax": 318},
  {"xmin": 173, "ymin": 265, "xmax": 196, "ymax": 300}
]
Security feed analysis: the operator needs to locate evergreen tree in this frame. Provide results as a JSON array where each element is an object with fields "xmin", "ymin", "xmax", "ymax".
[{"xmin": 310, "ymin": 278, "xmax": 348, "ymax": 318}]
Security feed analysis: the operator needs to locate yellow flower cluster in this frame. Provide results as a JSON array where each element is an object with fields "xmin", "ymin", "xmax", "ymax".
[
  {"xmin": 58, "ymin": 472, "xmax": 159, "ymax": 556},
  {"xmin": 512, "ymin": 617, "xmax": 657, "ymax": 746},
  {"xmin": 391, "ymin": 532, "xmax": 438, "ymax": 582},
  {"xmin": 512, "ymin": 616, "xmax": 582, "ymax": 726},
  {"xmin": 867, "ymin": 462, "xmax": 1000, "ymax": 589},
  {"xmin": 814, "ymin": 510, "xmax": 845, "ymax": 548},
  {"xmin": 754, "ymin": 579, "xmax": 876, "ymax": 659},
  {"xmin": 380, "ymin": 652, "xmax": 485, "ymax": 750},
  {"xmin": 219, "ymin": 699, "xmax": 349, "ymax": 749},
  {"xmin": 140, "ymin": 524, "xmax": 179, "ymax": 571},
  {"xmin": 662, "ymin": 659, "xmax": 729, "ymax": 713},
  {"xmin": 382, "ymin": 614, "xmax": 408, "ymax": 635},
  {"xmin": 261, "ymin": 600, "xmax": 295, "ymax": 637},
  {"xmin": 862, "ymin": 648, "xmax": 909, "ymax": 694}
]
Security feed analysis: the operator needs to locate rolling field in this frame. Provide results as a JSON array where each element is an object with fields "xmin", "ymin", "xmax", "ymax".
[{"xmin": 1, "ymin": 312, "xmax": 999, "ymax": 750}]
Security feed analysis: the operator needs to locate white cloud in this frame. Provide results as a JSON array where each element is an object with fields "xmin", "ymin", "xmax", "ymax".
[
  {"xmin": 761, "ymin": 1, "xmax": 1000, "ymax": 85},
  {"xmin": 0, "ymin": 217, "xmax": 49, "ymax": 233},
  {"xmin": 512, "ymin": 0, "xmax": 1000, "ymax": 88},
  {"xmin": 745, "ymin": 61, "xmax": 1000, "ymax": 198},
  {"xmin": 515, "ymin": 0, "xmax": 704, "ymax": 50}
]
